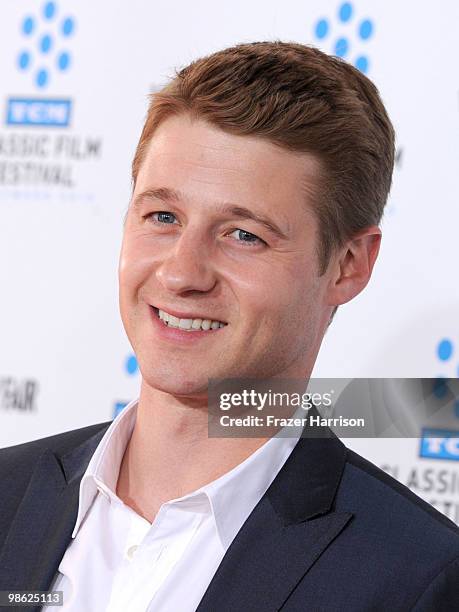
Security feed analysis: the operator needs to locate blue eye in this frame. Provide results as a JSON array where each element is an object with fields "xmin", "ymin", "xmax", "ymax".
[
  {"xmin": 149, "ymin": 211, "xmax": 177, "ymax": 224},
  {"xmin": 228, "ymin": 228, "xmax": 264, "ymax": 246}
]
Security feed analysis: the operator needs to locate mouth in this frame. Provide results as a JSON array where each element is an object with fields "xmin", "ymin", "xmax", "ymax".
[{"xmin": 151, "ymin": 306, "xmax": 227, "ymax": 332}]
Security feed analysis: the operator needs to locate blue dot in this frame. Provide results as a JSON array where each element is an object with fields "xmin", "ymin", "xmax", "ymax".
[
  {"xmin": 114, "ymin": 402, "xmax": 127, "ymax": 417},
  {"xmin": 62, "ymin": 17, "xmax": 75, "ymax": 37},
  {"xmin": 315, "ymin": 19, "xmax": 329, "ymax": 40},
  {"xmin": 57, "ymin": 51, "xmax": 71, "ymax": 71},
  {"xmin": 125, "ymin": 355, "xmax": 138, "ymax": 375},
  {"xmin": 40, "ymin": 34, "xmax": 53, "ymax": 54},
  {"xmin": 437, "ymin": 338, "xmax": 453, "ymax": 361},
  {"xmin": 22, "ymin": 16, "xmax": 35, "ymax": 36},
  {"xmin": 359, "ymin": 19, "xmax": 374, "ymax": 40},
  {"xmin": 36, "ymin": 69, "xmax": 49, "ymax": 88},
  {"xmin": 44, "ymin": 2, "xmax": 56, "ymax": 19},
  {"xmin": 355, "ymin": 55, "xmax": 369, "ymax": 73},
  {"xmin": 18, "ymin": 51, "xmax": 31, "ymax": 70},
  {"xmin": 432, "ymin": 377, "xmax": 448, "ymax": 399},
  {"xmin": 339, "ymin": 2, "xmax": 353, "ymax": 22},
  {"xmin": 334, "ymin": 37, "xmax": 349, "ymax": 58}
]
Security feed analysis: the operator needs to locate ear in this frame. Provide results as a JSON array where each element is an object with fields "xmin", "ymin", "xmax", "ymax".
[{"xmin": 327, "ymin": 226, "xmax": 382, "ymax": 307}]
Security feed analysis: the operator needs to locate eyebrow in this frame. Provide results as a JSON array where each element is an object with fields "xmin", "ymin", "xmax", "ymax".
[{"xmin": 131, "ymin": 187, "xmax": 289, "ymax": 240}]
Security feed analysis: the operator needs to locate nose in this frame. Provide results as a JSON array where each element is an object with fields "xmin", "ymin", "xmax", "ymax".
[{"xmin": 156, "ymin": 228, "xmax": 217, "ymax": 294}]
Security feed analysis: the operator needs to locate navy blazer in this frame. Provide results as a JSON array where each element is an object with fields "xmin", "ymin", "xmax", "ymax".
[{"xmin": 0, "ymin": 421, "xmax": 458, "ymax": 612}]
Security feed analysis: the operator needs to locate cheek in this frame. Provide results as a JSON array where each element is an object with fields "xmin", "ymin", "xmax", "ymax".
[
  {"xmin": 225, "ymin": 256, "xmax": 301, "ymax": 304},
  {"xmin": 233, "ymin": 273, "xmax": 305, "ymax": 336},
  {"xmin": 267, "ymin": 268, "xmax": 315, "ymax": 316},
  {"xmin": 119, "ymin": 237, "xmax": 156, "ymax": 294},
  {"xmin": 271, "ymin": 274, "xmax": 323, "ymax": 339}
]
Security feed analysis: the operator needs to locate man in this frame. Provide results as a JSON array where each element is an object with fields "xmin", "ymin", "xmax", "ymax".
[{"xmin": 0, "ymin": 41, "xmax": 458, "ymax": 611}]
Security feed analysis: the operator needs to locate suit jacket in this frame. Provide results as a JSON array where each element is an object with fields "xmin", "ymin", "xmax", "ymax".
[{"xmin": 0, "ymin": 420, "xmax": 458, "ymax": 612}]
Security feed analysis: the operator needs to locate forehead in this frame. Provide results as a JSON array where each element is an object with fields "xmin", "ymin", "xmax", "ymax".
[{"xmin": 134, "ymin": 115, "xmax": 320, "ymax": 238}]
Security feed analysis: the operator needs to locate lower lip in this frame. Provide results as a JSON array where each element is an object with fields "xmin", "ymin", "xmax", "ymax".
[{"xmin": 149, "ymin": 306, "xmax": 226, "ymax": 343}]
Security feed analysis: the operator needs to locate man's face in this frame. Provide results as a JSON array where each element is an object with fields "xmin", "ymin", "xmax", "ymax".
[{"xmin": 119, "ymin": 114, "xmax": 335, "ymax": 397}]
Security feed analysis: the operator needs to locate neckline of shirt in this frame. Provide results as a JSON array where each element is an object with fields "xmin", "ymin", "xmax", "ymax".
[{"xmin": 73, "ymin": 398, "xmax": 301, "ymax": 550}]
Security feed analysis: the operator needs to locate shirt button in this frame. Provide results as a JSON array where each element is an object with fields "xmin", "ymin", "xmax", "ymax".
[{"xmin": 126, "ymin": 545, "xmax": 138, "ymax": 560}]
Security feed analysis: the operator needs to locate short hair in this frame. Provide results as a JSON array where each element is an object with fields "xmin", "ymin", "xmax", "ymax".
[{"xmin": 132, "ymin": 41, "xmax": 395, "ymax": 276}]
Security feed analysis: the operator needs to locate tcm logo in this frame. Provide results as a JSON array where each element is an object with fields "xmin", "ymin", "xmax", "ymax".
[
  {"xmin": 6, "ymin": 97, "xmax": 71, "ymax": 127},
  {"xmin": 6, "ymin": 2, "xmax": 76, "ymax": 127},
  {"xmin": 420, "ymin": 429, "xmax": 459, "ymax": 461},
  {"xmin": 312, "ymin": 2, "xmax": 374, "ymax": 74}
]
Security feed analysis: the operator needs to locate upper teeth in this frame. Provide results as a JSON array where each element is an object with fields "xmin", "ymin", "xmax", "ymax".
[{"xmin": 158, "ymin": 309, "xmax": 226, "ymax": 331}]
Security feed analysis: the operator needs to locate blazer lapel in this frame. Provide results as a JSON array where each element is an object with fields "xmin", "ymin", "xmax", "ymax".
[
  {"xmin": 197, "ymin": 431, "xmax": 353, "ymax": 612},
  {"xmin": 0, "ymin": 425, "xmax": 109, "ymax": 599}
]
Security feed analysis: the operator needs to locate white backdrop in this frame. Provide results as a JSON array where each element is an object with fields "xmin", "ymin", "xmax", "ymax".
[{"xmin": 1, "ymin": 1, "xmax": 458, "ymax": 523}]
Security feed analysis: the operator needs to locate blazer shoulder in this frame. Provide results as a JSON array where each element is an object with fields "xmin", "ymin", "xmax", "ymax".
[
  {"xmin": 340, "ymin": 447, "xmax": 459, "ymax": 543},
  {"xmin": 0, "ymin": 421, "xmax": 111, "ymax": 557},
  {"xmin": 0, "ymin": 421, "xmax": 111, "ymax": 474},
  {"xmin": 333, "ymin": 448, "xmax": 459, "ymax": 607}
]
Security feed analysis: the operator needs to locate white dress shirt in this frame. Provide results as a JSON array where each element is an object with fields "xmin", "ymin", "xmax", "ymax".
[{"xmin": 44, "ymin": 398, "xmax": 301, "ymax": 612}]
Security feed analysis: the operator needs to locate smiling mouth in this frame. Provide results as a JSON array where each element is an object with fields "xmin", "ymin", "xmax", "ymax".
[{"xmin": 152, "ymin": 306, "xmax": 227, "ymax": 332}]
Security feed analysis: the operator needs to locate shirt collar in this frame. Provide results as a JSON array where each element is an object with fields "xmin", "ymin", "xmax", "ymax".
[
  {"xmin": 199, "ymin": 429, "xmax": 300, "ymax": 549},
  {"xmin": 72, "ymin": 398, "xmax": 301, "ymax": 550},
  {"xmin": 72, "ymin": 397, "xmax": 138, "ymax": 537}
]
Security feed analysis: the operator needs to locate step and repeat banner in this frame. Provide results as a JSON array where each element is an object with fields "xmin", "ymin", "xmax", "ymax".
[{"xmin": 0, "ymin": 1, "xmax": 458, "ymax": 523}]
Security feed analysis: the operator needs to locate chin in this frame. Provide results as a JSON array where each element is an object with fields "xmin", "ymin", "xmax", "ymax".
[{"xmin": 141, "ymin": 369, "xmax": 210, "ymax": 398}]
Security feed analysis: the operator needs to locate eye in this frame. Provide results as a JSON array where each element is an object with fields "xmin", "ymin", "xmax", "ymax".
[
  {"xmin": 227, "ymin": 228, "xmax": 266, "ymax": 247},
  {"xmin": 147, "ymin": 211, "xmax": 178, "ymax": 225}
]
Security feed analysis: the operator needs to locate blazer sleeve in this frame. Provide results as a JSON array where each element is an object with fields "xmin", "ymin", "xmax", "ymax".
[{"xmin": 411, "ymin": 556, "xmax": 459, "ymax": 611}]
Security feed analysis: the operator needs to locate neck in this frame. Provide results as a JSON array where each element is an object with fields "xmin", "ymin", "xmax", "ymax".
[{"xmin": 116, "ymin": 381, "xmax": 270, "ymax": 523}]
